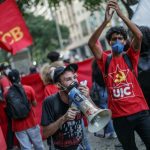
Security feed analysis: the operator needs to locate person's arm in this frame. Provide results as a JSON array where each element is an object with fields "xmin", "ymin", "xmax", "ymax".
[
  {"xmin": 109, "ymin": 0, "xmax": 143, "ymax": 51},
  {"xmin": 88, "ymin": 2, "xmax": 114, "ymax": 59},
  {"xmin": 42, "ymin": 107, "xmax": 78, "ymax": 138},
  {"xmin": 42, "ymin": 115, "xmax": 66, "ymax": 138}
]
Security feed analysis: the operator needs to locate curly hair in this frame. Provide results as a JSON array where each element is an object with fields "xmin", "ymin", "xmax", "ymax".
[{"xmin": 106, "ymin": 26, "xmax": 128, "ymax": 42}]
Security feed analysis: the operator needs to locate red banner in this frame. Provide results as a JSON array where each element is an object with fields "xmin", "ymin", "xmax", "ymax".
[{"xmin": 0, "ymin": 0, "xmax": 32, "ymax": 54}]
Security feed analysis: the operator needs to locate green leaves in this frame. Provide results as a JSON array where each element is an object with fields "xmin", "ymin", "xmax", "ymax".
[
  {"xmin": 83, "ymin": 0, "xmax": 106, "ymax": 12},
  {"xmin": 24, "ymin": 14, "xmax": 69, "ymax": 64}
]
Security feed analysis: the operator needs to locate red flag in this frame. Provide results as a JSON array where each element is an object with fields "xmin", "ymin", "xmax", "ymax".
[{"xmin": 0, "ymin": 0, "xmax": 33, "ymax": 54}]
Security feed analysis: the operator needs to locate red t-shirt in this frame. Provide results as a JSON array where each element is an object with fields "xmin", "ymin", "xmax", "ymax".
[
  {"xmin": 97, "ymin": 47, "xmax": 149, "ymax": 118},
  {"xmin": 44, "ymin": 84, "xmax": 58, "ymax": 98},
  {"xmin": 12, "ymin": 85, "xmax": 38, "ymax": 132}
]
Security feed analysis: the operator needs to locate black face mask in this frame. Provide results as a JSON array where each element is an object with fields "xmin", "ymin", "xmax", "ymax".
[
  {"xmin": 59, "ymin": 81, "xmax": 79, "ymax": 92},
  {"xmin": 66, "ymin": 81, "xmax": 79, "ymax": 92}
]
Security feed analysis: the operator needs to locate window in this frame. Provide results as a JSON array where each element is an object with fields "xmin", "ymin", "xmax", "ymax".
[{"xmin": 80, "ymin": 20, "xmax": 88, "ymax": 36}]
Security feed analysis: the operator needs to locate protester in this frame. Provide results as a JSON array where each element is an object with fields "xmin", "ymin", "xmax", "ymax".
[
  {"xmin": 0, "ymin": 62, "xmax": 14, "ymax": 150},
  {"xmin": 40, "ymin": 63, "xmax": 58, "ymax": 97},
  {"xmin": 7, "ymin": 69, "xmax": 44, "ymax": 150},
  {"xmin": 88, "ymin": 0, "xmax": 150, "ymax": 149},
  {"xmin": 41, "ymin": 64, "xmax": 91, "ymax": 150}
]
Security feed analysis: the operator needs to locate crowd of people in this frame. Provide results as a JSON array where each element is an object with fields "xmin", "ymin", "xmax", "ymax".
[{"xmin": 0, "ymin": 0, "xmax": 150, "ymax": 150}]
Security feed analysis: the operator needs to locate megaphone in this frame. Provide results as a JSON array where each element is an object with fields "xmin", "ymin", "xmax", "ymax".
[{"xmin": 68, "ymin": 87, "xmax": 112, "ymax": 133}]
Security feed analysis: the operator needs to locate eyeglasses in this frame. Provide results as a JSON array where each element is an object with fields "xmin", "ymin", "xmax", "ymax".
[{"xmin": 111, "ymin": 36, "xmax": 124, "ymax": 41}]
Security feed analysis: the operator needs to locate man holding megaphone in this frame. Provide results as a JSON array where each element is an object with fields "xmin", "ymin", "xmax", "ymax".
[{"xmin": 41, "ymin": 64, "xmax": 93, "ymax": 150}]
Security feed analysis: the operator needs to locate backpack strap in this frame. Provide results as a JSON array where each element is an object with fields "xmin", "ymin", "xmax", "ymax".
[
  {"xmin": 122, "ymin": 53, "xmax": 137, "ymax": 77},
  {"xmin": 122, "ymin": 53, "xmax": 133, "ymax": 71},
  {"xmin": 105, "ymin": 54, "xmax": 112, "ymax": 77},
  {"xmin": 13, "ymin": 83, "xmax": 30, "ymax": 106}
]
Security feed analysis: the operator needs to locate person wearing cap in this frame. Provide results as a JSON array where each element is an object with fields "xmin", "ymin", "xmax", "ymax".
[
  {"xmin": 7, "ymin": 69, "xmax": 44, "ymax": 150},
  {"xmin": 41, "ymin": 64, "xmax": 91, "ymax": 150}
]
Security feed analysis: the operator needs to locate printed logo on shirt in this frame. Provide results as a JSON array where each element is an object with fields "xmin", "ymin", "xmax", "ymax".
[
  {"xmin": 53, "ymin": 112, "xmax": 83, "ymax": 148},
  {"xmin": 108, "ymin": 65, "xmax": 135, "ymax": 100}
]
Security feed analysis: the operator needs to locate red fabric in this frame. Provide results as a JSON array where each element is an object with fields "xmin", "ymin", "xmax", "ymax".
[
  {"xmin": 12, "ymin": 85, "xmax": 38, "ymax": 132},
  {"xmin": 44, "ymin": 84, "xmax": 58, "ymax": 98},
  {"xmin": 0, "ymin": 102, "xmax": 8, "ymax": 140},
  {"xmin": 97, "ymin": 47, "xmax": 149, "ymax": 118},
  {"xmin": 0, "ymin": 76, "xmax": 11, "ymax": 141},
  {"xmin": 77, "ymin": 58, "xmax": 93, "ymax": 88},
  {"xmin": 0, "ymin": 0, "xmax": 32, "ymax": 54},
  {"xmin": 0, "ymin": 126, "xmax": 7, "ymax": 150}
]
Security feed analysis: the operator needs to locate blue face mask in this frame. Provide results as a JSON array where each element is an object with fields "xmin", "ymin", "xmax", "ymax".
[{"xmin": 111, "ymin": 40, "xmax": 124, "ymax": 54}]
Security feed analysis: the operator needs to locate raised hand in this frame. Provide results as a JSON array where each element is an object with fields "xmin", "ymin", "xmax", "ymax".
[
  {"xmin": 105, "ymin": 0, "xmax": 115, "ymax": 23},
  {"xmin": 107, "ymin": 0, "xmax": 122, "ymax": 17}
]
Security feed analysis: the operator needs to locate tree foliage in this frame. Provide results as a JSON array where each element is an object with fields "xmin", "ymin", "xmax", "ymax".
[
  {"xmin": 0, "ymin": 50, "xmax": 8, "ymax": 63},
  {"xmin": 24, "ymin": 14, "xmax": 69, "ymax": 64},
  {"xmin": 18, "ymin": 0, "xmax": 139, "ymax": 19}
]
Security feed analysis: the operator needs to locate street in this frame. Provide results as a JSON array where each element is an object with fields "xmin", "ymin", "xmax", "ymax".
[
  {"xmin": 86, "ymin": 131, "xmax": 146, "ymax": 150},
  {"xmin": 43, "ymin": 129, "xmax": 146, "ymax": 150}
]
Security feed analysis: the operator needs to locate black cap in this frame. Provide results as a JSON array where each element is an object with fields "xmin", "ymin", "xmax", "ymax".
[{"xmin": 53, "ymin": 64, "xmax": 78, "ymax": 83}]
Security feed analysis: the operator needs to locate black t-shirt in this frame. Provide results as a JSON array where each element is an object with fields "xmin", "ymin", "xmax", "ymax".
[{"xmin": 41, "ymin": 93, "xmax": 83, "ymax": 150}]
